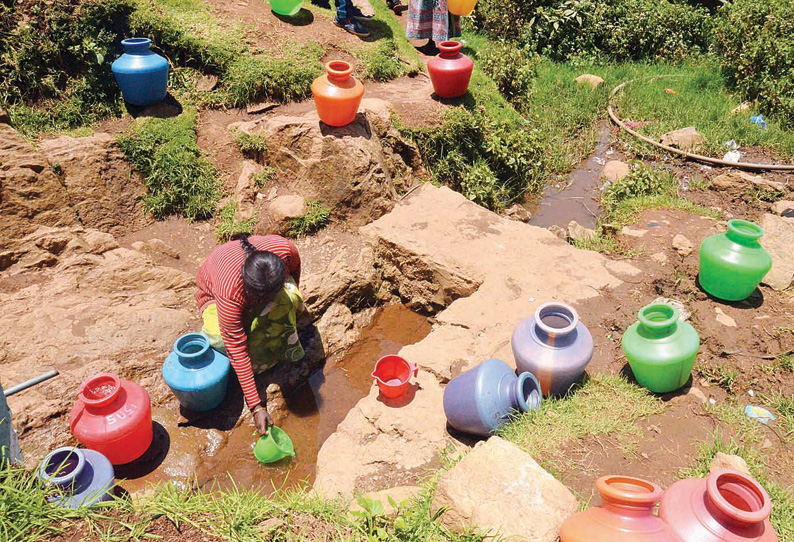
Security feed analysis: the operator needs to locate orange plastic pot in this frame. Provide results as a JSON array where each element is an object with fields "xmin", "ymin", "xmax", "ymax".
[
  {"xmin": 559, "ymin": 475, "xmax": 683, "ymax": 542},
  {"xmin": 311, "ymin": 61, "xmax": 364, "ymax": 127},
  {"xmin": 448, "ymin": 0, "xmax": 477, "ymax": 16}
]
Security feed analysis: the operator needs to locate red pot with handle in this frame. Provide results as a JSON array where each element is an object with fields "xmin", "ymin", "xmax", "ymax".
[
  {"xmin": 427, "ymin": 41, "xmax": 473, "ymax": 99},
  {"xmin": 659, "ymin": 469, "xmax": 778, "ymax": 542},
  {"xmin": 371, "ymin": 355, "xmax": 417, "ymax": 398},
  {"xmin": 69, "ymin": 373, "xmax": 153, "ymax": 465}
]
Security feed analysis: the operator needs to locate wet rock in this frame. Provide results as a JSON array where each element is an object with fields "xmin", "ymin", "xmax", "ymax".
[
  {"xmin": 672, "ymin": 234, "xmax": 693, "ymax": 257},
  {"xmin": 731, "ymin": 102, "xmax": 752, "ymax": 115},
  {"xmin": 574, "ymin": 74, "xmax": 604, "ymax": 88},
  {"xmin": 711, "ymin": 171, "xmax": 785, "ymax": 191},
  {"xmin": 714, "ymin": 307, "xmax": 737, "ymax": 328},
  {"xmin": 504, "ymin": 204, "xmax": 531, "ymax": 223},
  {"xmin": 316, "ymin": 303, "xmax": 356, "ymax": 357},
  {"xmin": 602, "ymin": 160, "xmax": 630, "ymax": 183},
  {"xmin": 709, "ymin": 452, "xmax": 750, "ymax": 476},
  {"xmin": 39, "ymin": 133, "xmax": 149, "ymax": 236},
  {"xmin": 430, "ymin": 437, "xmax": 578, "ymax": 541},
  {"xmin": 771, "ymin": 200, "xmax": 794, "ymax": 217},
  {"xmin": 230, "ymin": 99, "xmax": 422, "ymax": 226},
  {"xmin": 567, "ymin": 220, "xmax": 596, "ymax": 242},
  {"xmin": 660, "ymin": 127, "xmax": 704, "ymax": 152},
  {"xmin": 350, "ymin": 485, "xmax": 420, "ymax": 517},
  {"xmin": 548, "ymin": 225, "xmax": 567, "ymax": 239},
  {"xmin": 266, "ymin": 383, "xmax": 288, "ymax": 424},
  {"xmin": 246, "ymin": 101, "xmax": 277, "ymax": 115},
  {"xmin": 760, "ymin": 213, "xmax": 794, "ymax": 290}
]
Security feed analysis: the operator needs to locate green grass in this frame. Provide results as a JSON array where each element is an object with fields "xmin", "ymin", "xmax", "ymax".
[
  {"xmin": 252, "ymin": 166, "xmax": 276, "ymax": 188},
  {"xmin": 778, "ymin": 354, "xmax": 794, "ymax": 372},
  {"xmin": 613, "ymin": 63, "xmax": 794, "ymax": 160},
  {"xmin": 288, "ymin": 200, "xmax": 331, "ymax": 237},
  {"xmin": 359, "ymin": 39, "xmax": 408, "ymax": 83},
  {"xmin": 697, "ymin": 363, "xmax": 742, "ymax": 394},
  {"xmin": 215, "ymin": 201, "xmax": 257, "ymax": 241},
  {"xmin": 116, "ymin": 110, "xmax": 221, "ymax": 220},
  {"xmin": 768, "ymin": 394, "xmax": 794, "ymax": 440},
  {"xmin": 234, "ymin": 131, "xmax": 268, "ymax": 157},
  {"xmin": 498, "ymin": 374, "xmax": 664, "ymax": 472}
]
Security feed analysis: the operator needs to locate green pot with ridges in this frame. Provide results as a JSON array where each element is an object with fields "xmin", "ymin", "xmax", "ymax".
[
  {"xmin": 622, "ymin": 303, "xmax": 699, "ymax": 394},
  {"xmin": 698, "ymin": 219, "xmax": 772, "ymax": 301}
]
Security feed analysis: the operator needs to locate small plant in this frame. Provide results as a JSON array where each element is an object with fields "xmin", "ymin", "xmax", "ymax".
[
  {"xmin": 477, "ymin": 41, "xmax": 539, "ymax": 105},
  {"xmin": 777, "ymin": 354, "xmax": 794, "ymax": 372},
  {"xmin": 288, "ymin": 200, "xmax": 330, "ymax": 237},
  {"xmin": 697, "ymin": 363, "xmax": 741, "ymax": 394},
  {"xmin": 234, "ymin": 131, "xmax": 268, "ymax": 157},
  {"xmin": 252, "ymin": 166, "xmax": 276, "ymax": 188},
  {"xmin": 359, "ymin": 39, "xmax": 404, "ymax": 82},
  {"xmin": 215, "ymin": 201, "xmax": 257, "ymax": 241}
]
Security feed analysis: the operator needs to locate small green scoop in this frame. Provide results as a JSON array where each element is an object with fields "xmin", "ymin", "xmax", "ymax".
[{"xmin": 253, "ymin": 426, "xmax": 295, "ymax": 464}]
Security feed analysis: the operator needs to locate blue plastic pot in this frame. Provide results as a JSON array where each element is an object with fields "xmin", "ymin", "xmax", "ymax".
[
  {"xmin": 443, "ymin": 358, "xmax": 542, "ymax": 437},
  {"xmin": 111, "ymin": 38, "xmax": 169, "ymax": 106},
  {"xmin": 36, "ymin": 447, "xmax": 114, "ymax": 509},
  {"xmin": 162, "ymin": 332, "xmax": 230, "ymax": 411}
]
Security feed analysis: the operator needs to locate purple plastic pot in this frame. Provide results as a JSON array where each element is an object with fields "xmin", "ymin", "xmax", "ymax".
[
  {"xmin": 511, "ymin": 301, "xmax": 594, "ymax": 396},
  {"xmin": 36, "ymin": 446, "xmax": 115, "ymax": 508}
]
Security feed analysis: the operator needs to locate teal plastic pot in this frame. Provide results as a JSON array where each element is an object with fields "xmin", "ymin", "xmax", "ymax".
[
  {"xmin": 699, "ymin": 219, "xmax": 772, "ymax": 301},
  {"xmin": 268, "ymin": 0, "xmax": 302, "ymax": 16},
  {"xmin": 622, "ymin": 303, "xmax": 699, "ymax": 394},
  {"xmin": 253, "ymin": 426, "xmax": 295, "ymax": 464}
]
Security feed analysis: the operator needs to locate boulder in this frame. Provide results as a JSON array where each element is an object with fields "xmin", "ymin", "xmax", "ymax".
[
  {"xmin": 760, "ymin": 213, "xmax": 794, "ymax": 290},
  {"xmin": 229, "ymin": 99, "xmax": 422, "ymax": 226},
  {"xmin": 672, "ymin": 234, "xmax": 693, "ymax": 257},
  {"xmin": 574, "ymin": 74, "xmax": 604, "ymax": 88},
  {"xmin": 771, "ymin": 200, "xmax": 794, "ymax": 217},
  {"xmin": 710, "ymin": 171, "xmax": 785, "ymax": 192},
  {"xmin": 315, "ymin": 302, "xmax": 356, "ymax": 357},
  {"xmin": 267, "ymin": 195, "xmax": 306, "ymax": 224},
  {"xmin": 567, "ymin": 220, "xmax": 596, "ymax": 242},
  {"xmin": 301, "ymin": 242, "xmax": 377, "ymax": 316},
  {"xmin": 430, "ymin": 437, "xmax": 578, "ymax": 541},
  {"xmin": 660, "ymin": 127, "xmax": 704, "ymax": 152},
  {"xmin": 38, "ymin": 133, "xmax": 149, "ymax": 236},
  {"xmin": 709, "ymin": 452, "xmax": 751, "ymax": 476},
  {"xmin": 602, "ymin": 160, "xmax": 630, "ymax": 183}
]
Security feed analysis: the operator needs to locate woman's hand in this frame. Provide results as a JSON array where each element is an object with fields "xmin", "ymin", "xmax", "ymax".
[{"xmin": 252, "ymin": 404, "xmax": 273, "ymax": 436}]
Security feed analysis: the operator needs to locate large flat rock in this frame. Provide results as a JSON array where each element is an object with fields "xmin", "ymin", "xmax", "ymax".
[
  {"xmin": 314, "ymin": 185, "xmax": 638, "ymax": 498},
  {"xmin": 760, "ymin": 213, "xmax": 794, "ymax": 290}
]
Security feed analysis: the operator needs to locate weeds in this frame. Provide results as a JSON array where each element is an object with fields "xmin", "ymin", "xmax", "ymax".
[
  {"xmin": 288, "ymin": 200, "xmax": 331, "ymax": 237},
  {"xmin": 235, "ymin": 131, "xmax": 268, "ymax": 157},
  {"xmin": 778, "ymin": 354, "xmax": 794, "ymax": 372},
  {"xmin": 359, "ymin": 39, "xmax": 405, "ymax": 82},
  {"xmin": 116, "ymin": 110, "xmax": 221, "ymax": 220},
  {"xmin": 698, "ymin": 363, "xmax": 742, "ymax": 393},
  {"xmin": 252, "ymin": 166, "xmax": 276, "ymax": 188},
  {"xmin": 768, "ymin": 394, "xmax": 794, "ymax": 440},
  {"xmin": 215, "ymin": 202, "xmax": 257, "ymax": 241}
]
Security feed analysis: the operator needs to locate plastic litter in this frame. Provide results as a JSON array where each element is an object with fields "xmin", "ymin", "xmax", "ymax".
[
  {"xmin": 724, "ymin": 140, "xmax": 739, "ymax": 151},
  {"xmin": 744, "ymin": 405, "xmax": 775, "ymax": 424},
  {"xmin": 750, "ymin": 114, "xmax": 768, "ymax": 130},
  {"xmin": 723, "ymin": 150, "xmax": 741, "ymax": 163},
  {"xmin": 594, "ymin": 157, "xmax": 606, "ymax": 166}
]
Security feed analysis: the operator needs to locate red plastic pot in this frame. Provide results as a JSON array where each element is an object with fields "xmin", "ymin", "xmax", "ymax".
[
  {"xmin": 371, "ymin": 355, "xmax": 417, "ymax": 398},
  {"xmin": 427, "ymin": 41, "xmax": 473, "ymax": 99},
  {"xmin": 559, "ymin": 475, "xmax": 683, "ymax": 542},
  {"xmin": 659, "ymin": 469, "xmax": 778, "ymax": 542},
  {"xmin": 69, "ymin": 373, "xmax": 153, "ymax": 465}
]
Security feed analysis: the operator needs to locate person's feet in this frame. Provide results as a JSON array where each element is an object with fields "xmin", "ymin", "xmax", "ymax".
[
  {"xmin": 334, "ymin": 16, "xmax": 371, "ymax": 38},
  {"xmin": 416, "ymin": 39, "xmax": 439, "ymax": 55},
  {"xmin": 387, "ymin": 0, "xmax": 406, "ymax": 13}
]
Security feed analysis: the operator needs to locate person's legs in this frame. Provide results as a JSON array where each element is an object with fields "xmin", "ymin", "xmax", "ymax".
[
  {"xmin": 334, "ymin": 0, "xmax": 371, "ymax": 37},
  {"xmin": 387, "ymin": 0, "xmax": 406, "ymax": 14}
]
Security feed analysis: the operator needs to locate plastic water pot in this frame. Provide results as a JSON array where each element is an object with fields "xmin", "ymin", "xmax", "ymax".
[
  {"xmin": 699, "ymin": 219, "xmax": 772, "ymax": 301},
  {"xmin": 36, "ymin": 446, "xmax": 115, "ymax": 509},
  {"xmin": 511, "ymin": 301, "xmax": 594, "ymax": 396},
  {"xmin": 163, "ymin": 332, "xmax": 230, "ymax": 412},
  {"xmin": 111, "ymin": 38, "xmax": 169, "ymax": 106},
  {"xmin": 427, "ymin": 41, "xmax": 474, "ymax": 99},
  {"xmin": 371, "ymin": 355, "xmax": 418, "ymax": 398},
  {"xmin": 447, "ymin": 0, "xmax": 477, "ymax": 16},
  {"xmin": 69, "ymin": 373, "xmax": 153, "ymax": 465},
  {"xmin": 269, "ymin": 0, "xmax": 302, "ymax": 16},
  {"xmin": 559, "ymin": 475, "xmax": 683, "ymax": 542},
  {"xmin": 659, "ymin": 469, "xmax": 778, "ymax": 542},
  {"xmin": 443, "ymin": 358, "xmax": 542, "ymax": 437},
  {"xmin": 622, "ymin": 303, "xmax": 699, "ymax": 394},
  {"xmin": 311, "ymin": 61, "xmax": 364, "ymax": 127},
  {"xmin": 254, "ymin": 426, "xmax": 295, "ymax": 464}
]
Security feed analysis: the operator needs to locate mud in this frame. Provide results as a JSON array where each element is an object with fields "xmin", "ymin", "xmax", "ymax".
[{"xmin": 117, "ymin": 304, "xmax": 430, "ymax": 494}]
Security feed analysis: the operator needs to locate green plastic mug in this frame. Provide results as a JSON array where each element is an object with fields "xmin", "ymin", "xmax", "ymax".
[
  {"xmin": 253, "ymin": 426, "xmax": 295, "ymax": 464},
  {"xmin": 268, "ymin": 0, "xmax": 302, "ymax": 16}
]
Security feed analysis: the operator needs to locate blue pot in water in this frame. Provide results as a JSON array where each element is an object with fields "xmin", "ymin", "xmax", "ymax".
[
  {"xmin": 36, "ymin": 447, "xmax": 115, "ymax": 509},
  {"xmin": 162, "ymin": 332, "xmax": 230, "ymax": 411},
  {"xmin": 111, "ymin": 38, "xmax": 169, "ymax": 106},
  {"xmin": 443, "ymin": 358, "xmax": 542, "ymax": 437}
]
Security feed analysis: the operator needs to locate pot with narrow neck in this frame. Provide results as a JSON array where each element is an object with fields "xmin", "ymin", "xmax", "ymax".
[
  {"xmin": 163, "ymin": 332, "xmax": 230, "ymax": 412},
  {"xmin": 559, "ymin": 475, "xmax": 683, "ymax": 542},
  {"xmin": 699, "ymin": 219, "xmax": 772, "ymax": 301},
  {"xmin": 443, "ymin": 358, "xmax": 542, "ymax": 437},
  {"xmin": 511, "ymin": 302, "xmax": 594, "ymax": 396},
  {"xmin": 427, "ymin": 41, "xmax": 474, "ymax": 99},
  {"xmin": 111, "ymin": 38, "xmax": 169, "ymax": 106},
  {"xmin": 35, "ymin": 446, "xmax": 115, "ymax": 509},
  {"xmin": 660, "ymin": 469, "xmax": 777, "ymax": 542},
  {"xmin": 621, "ymin": 302, "xmax": 699, "ymax": 393},
  {"xmin": 311, "ymin": 61, "xmax": 365, "ymax": 127}
]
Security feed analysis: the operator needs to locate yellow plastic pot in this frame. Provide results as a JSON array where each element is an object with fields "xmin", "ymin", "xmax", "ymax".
[{"xmin": 448, "ymin": 0, "xmax": 477, "ymax": 16}]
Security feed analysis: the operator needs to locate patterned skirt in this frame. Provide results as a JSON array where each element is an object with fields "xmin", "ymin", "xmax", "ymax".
[{"xmin": 406, "ymin": 0, "xmax": 461, "ymax": 43}]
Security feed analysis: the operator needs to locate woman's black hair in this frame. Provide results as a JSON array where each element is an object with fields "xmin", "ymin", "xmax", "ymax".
[{"xmin": 237, "ymin": 234, "xmax": 286, "ymax": 299}]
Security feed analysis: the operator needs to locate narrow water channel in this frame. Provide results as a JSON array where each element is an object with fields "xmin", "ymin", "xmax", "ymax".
[{"xmin": 118, "ymin": 305, "xmax": 431, "ymax": 494}]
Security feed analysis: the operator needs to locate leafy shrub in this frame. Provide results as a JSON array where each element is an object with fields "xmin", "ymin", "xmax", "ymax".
[
  {"xmin": 714, "ymin": 0, "xmax": 794, "ymax": 128},
  {"xmin": 473, "ymin": 0, "xmax": 712, "ymax": 62},
  {"xmin": 215, "ymin": 201, "xmax": 257, "ymax": 241},
  {"xmin": 477, "ymin": 42, "xmax": 540, "ymax": 104},
  {"xmin": 235, "ymin": 131, "xmax": 268, "ymax": 157},
  {"xmin": 601, "ymin": 162, "xmax": 677, "ymax": 213},
  {"xmin": 117, "ymin": 110, "xmax": 221, "ymax": 220},
  {"xmin": 289, "ymin": 200, "xmax": 331, "ymax": 237},
  {"xmin": 252, "ymin": 166, "xmax": 276, "ymax": 188},
  {"xmin": 359, "ymin": 39, "xmax": 404, "ymax": 82}
]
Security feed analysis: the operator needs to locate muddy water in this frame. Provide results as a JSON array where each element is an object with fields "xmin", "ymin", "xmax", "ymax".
[
  {"xmin": 525, "ymin": 122, "xmax": 614, "ymax": 229},
  {"xmin": 118, "ymin": 305, "xmax": 431, "ymax": 494}
]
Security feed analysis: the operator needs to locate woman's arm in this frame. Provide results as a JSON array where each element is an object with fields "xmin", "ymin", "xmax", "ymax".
[{"xmin": 216, "ymin": 296, "xmax": 262, "ymax": 410}]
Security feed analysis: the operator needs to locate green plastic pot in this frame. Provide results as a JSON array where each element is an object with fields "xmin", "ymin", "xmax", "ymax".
[
  {"xmin": 268, "ymin": 0, "xmax": 302, "ymax": 16},
  {"xmin": 622, "ymin": 303, "xmax": 699, "ymax": 394},
  {"xmin": 253, "ymin": 426, "xmax": 295, "ymax": 464},
  {"xmin": 699, "ymin": 219, "xmax": 772, "ymax": 301}
]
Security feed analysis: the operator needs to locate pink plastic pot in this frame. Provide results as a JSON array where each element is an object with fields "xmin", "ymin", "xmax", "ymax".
[{"xmin": 371, "ymin": 355, "xmax": 417, "ymax": 398}]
